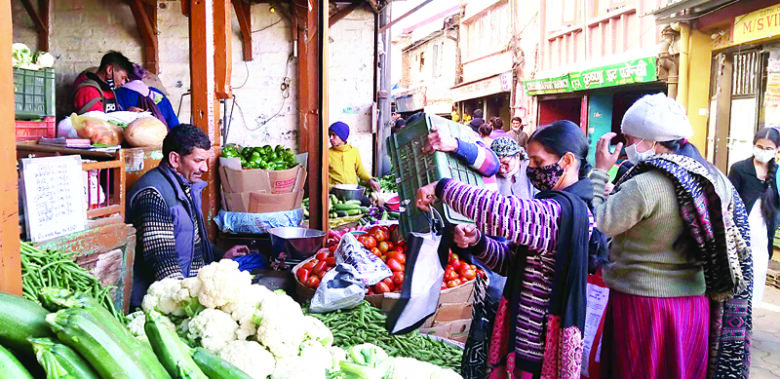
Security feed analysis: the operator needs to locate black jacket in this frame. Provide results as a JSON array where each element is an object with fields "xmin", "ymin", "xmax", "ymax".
[{"xmin": 728, "ymin": 157, "xmax": 779, "ymax": 258}]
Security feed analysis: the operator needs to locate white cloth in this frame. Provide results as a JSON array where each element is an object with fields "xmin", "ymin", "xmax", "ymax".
[
  {"xmin": 748, "ymin": 199, "xmax": 769, "ymax": 305},
  {"xmin": 621, "ymin": 93, "xmax": 693, "ymax": 142}
]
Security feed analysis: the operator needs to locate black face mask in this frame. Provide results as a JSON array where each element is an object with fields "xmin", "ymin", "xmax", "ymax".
[
  {"xmin": 105, "ymin": 68, "xmax": 115, "ymax": 90},
  {"xmin": 526, "ymin": 160, "xmax": 564, "ymax": 191}
]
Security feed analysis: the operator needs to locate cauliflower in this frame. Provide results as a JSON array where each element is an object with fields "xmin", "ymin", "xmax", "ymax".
[
  {"xmin": 299, "ymin": 340, "xmax": 335, "ymax": 373},
  {"xmin": 254, "ymin": 291, "xmax": 306, "ymax": 358},
  {"xmin": 218, "ymin": 340, "xmax": 275, "ymax": 379},
  {"xmin": 386, "ymin": 357, "xmax": 462, "ymax": 379},
  {"xmin": 328, "ymin": 346, "xmax": 347, "ymax": 369},
  {"xmin": 197, "ymin": 260, "xmax": 252, "ymax": 308},
  {"xmin": 303, "ymin": 316, "xmax": 333, "ymax": 347},
  {"xmin": 187, "ymin": 308, "xmax": 238, "ymax": 352},
  {"xmin": 141, "ymin": 277, "xmax": 191, "ymax": 316},
  {"xmin": 226, "ymin": 285, "xmax": 274, "ymax": 340},
  {"xmin": 126, "ymin": 311, "xmax": 146, "ymax": 338},
  {"xmin": 271, "ymin": 356, "xmax": 325, "ymax": 379},
  {"xmin": 181, "ymin": 276, "xmax": 203, "ymax": 298}
]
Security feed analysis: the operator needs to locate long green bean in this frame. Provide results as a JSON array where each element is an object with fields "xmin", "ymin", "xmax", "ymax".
[{"xmin": 308, "ymin": 301, "xmax": 463, "ymax": 370}]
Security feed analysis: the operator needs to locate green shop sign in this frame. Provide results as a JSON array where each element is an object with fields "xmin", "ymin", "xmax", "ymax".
[{"xmin": 524, "ymin": 57, "xmax": 657, "ymax": 95}]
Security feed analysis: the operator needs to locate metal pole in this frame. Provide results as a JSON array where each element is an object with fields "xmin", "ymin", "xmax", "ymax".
[{"xmin": 376, "ymin": 3, "xmax": 392, "ymax": 176}]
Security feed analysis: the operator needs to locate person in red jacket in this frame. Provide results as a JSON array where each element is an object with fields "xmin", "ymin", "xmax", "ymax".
[{"xmin": 72, "ymin": 51, "xmax": 133, "ymax": 114}]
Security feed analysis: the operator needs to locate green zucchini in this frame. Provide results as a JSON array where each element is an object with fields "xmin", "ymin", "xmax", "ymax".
[
  {"xmin": 47, "ymin": 308, "xmax": 171, "ymax": 379},
  {"xmin": 335, "ymin": 210, "xmax": 349, "ymax": 217},
  {"xmin": 332, "ymin": 203, "xmax": 360, "ymax": 211},
  {"xmin": 0, "ymin": 291, "xmax": 54, "ymax": 356},
  {"xmin": 345, "ymin": 200, "xmax": 362, "ymax": 206},
  {"xmin": 190, "ymin": 347, "xmax": 252, "ymax": 379},
  {"xmin": 388, "ymin": 211, "xmax": 400, "ymax": 219},
  {"xmin": 0, "ymin": 344, "xmax": 32, "ymax": 379},
  {"xmin": 346, "ymin": 209, "xmax": 362, "ymax": 216},
  {"xmin": 359, "ymin": 206, "xmax": 370, "ymax": 214},
  {"xmin": 28, "ymin": 337, "xmax": 100, "ymax": 379},
  {"xmin": 144, "ymin": 310, "xmax": 206, "ymax": 379}
]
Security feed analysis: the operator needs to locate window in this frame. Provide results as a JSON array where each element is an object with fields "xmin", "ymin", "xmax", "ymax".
[
  {"xmin": 419, "ymin": 51, "xmax": 425, "ymax": 72},
  {"xmin": 432, "ymin": 43, "xmax": 440, "ymax": 77}
]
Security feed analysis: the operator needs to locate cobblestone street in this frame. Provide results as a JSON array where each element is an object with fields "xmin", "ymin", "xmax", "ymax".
[{"xmin": 751, "ymin": 285, "xmax": 780, "ymax": 378}]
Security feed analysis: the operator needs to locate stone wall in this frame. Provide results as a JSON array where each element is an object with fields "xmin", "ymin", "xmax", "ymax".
[{"xmin": 11, "ymin": 0, "xmax": 377, "ymax": 164}]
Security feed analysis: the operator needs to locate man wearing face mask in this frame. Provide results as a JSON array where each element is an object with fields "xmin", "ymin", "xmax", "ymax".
[
  {"xmin": 490, "ymin": 137, "xmax": 537, "ymax": 199},
  {"xmin": 72, "ymin": 51, "xmax": 133, "ymax": 114}
]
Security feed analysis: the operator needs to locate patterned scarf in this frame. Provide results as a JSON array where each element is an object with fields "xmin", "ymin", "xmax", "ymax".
[{"xmin": 615, "ymin": 154, "xmax": 752, "ymax": 379}]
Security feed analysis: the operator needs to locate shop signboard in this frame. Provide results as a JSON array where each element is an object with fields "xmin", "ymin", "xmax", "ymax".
[
  {"xmin": 524, "ymin": 75, "xmax": 571, "ymax": 95},
  {"xmin": 569, "ymin": 57, "xmax": 657, "ymax": 91},
  {"xmin": 525, "ymin": 57, "xmax": 657, "ymax": 95},
  {"xmin": 733, "ymin": 3, "xmax": 780, "ymax": 45}
]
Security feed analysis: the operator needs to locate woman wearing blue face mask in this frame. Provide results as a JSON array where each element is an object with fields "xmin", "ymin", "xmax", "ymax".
[
  {"xmin": 591, "ymin": 93, "xmax": 752, "ymax": 379},
  {"xmin": 416, "ymin": 120, "xmax": 609, "ymax": 378},
  {"xmin": 728, "ymin": 127, "xmax": 780, "ymax": 306}
]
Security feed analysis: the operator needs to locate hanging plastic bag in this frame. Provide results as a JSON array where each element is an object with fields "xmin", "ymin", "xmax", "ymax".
[
  {"xmin": 334, "ymin": 233, "xmax": 392, "ymax": 286},
  {"xmin": 385, "ymin": 209, "xmax": 446, "ymax": 334}
]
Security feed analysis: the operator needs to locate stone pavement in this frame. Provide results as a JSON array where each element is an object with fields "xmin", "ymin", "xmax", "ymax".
[{"xmin": 751, "ymin": 285, "xmax": 780, "ymax": 378}]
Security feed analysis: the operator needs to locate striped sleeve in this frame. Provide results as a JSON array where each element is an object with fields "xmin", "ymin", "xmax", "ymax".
[
  {"xmin": 133, "ymin": 189, "xmax": 184, "ymax": 280},
  {"xmin": 471, "ymin": 234, "xmax": 515, "ymax": 275},
  {"xmin": 451, "ymin": 139, "xmax": 500, "ymax": 177},
  {"xmin": 440, "ymin": 180, "xmax": 561, "ymax": 252}
]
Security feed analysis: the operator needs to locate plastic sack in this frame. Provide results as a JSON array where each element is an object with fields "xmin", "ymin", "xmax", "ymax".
[
  {"xmin": 309, "ymin": 264, "xmax": 366, "ymax": 313},
  {"xmin": 214, "ymin": 208, "xmax": 303, "ymax": 234},
  {"xmin": 232, "ymin": 253, "xmax": 268, "ymax": 272},
  {"xmin": 335, "ymin": 233, "xmax": 392, "ymax": 286},
  {"xmin": 70, "ymin": 113, "xmax": 123, "ymax": 145},
  {"xmin": 386, "ymin": 209, "xmax": 445, "ymax": 334}
]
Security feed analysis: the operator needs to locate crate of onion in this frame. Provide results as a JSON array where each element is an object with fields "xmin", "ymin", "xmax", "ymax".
[{"xmin": 292, "ymin": 224, "xmax": 484, "ymax": 312}]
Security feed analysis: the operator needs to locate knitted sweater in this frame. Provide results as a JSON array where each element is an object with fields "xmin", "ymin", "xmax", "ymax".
[
  {"xmin": 328, "ymin": 144, "xmax": 370, "ymax": 186},
  {"xmin": 590, "ymin": 168, "xmax": 705, "ymax": 297}
]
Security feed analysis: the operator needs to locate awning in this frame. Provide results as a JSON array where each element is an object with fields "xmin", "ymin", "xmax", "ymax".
[
  {"xmin": 524, "ymin": 57, "xmax": 658, "ymax": 95},
  {"xmin": 651, "ymin": 0, "xmax": 737, "ymax": 23},
  {"xmin": 451, "ymin": 71, "xmax": 513, "ymax": 103}
]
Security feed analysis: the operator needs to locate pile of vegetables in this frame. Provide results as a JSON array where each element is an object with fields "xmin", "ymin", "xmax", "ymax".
[
  {"xmin": 335, "ymin": 343, "xmax": 461, "ymax": 379},
  {"xmin": 328, "ymin": 194, "xmax": 370, "ymax": 218},
  {"xmin": 12, "ymin": 43, "xmax": 54, "ymax": 69},
  {"xmin": 301, "ymin": 196, "xmax": 400, "ymax": 225},
  {"xmin": 308, "ymin": 301, "xmax": 463, "ymax": 371},
  {"xmin": 376, "ymin": 175, "xmax": 398, "ymax": 192},
  {"xmin": 221, "ymin": 144, "xmax": 299, "ymax": 171},
  {"xmin": 70, "ymin": 112, "xmax": 125, "ymax": 146},
  {"xmin": 0, "ymin": 288, "xmax": 249, "ymax": 379},
  {"xmin": 20, "ymin": 241, "xmax": 124, "ymax": 323}
]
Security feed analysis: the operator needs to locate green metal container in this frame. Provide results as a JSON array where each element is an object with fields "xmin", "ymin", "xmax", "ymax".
[{"xmin": 388, "ymin": 113, "xmax": 484, "ymax": 236}]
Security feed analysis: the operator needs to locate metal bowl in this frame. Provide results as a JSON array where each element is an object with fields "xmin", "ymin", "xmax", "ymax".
[
  {"xmin": 267, "ymin": 227, "xmax": 327, "ymax": 260},
  {"xmin": 331, "ymin": 184, "xmax": 366, "ymax": 201}
]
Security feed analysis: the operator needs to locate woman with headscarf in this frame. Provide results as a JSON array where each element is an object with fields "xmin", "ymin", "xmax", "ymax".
[
  {"xmin": 728, "ymin": 127, "xmax": 780, "ymax": 306},
  {"xmin": 115, "ymin": 64, "xmax": 180, "ymax": 128},
  {"xmin": 417, "ymin": 120, "xmax": 605, "ymax": 378},
  {"xmin": 591, "ymin": 93, "xmax": 752, "ymax": 379}
]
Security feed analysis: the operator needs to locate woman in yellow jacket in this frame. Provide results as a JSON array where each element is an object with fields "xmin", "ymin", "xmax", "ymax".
[{"xmin": 328, "ymin": 121, "xmax": 380, "ymax": 190}]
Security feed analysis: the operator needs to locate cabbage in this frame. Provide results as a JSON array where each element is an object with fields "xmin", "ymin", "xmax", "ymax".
[
  {"xmin": 34, "ymin": 52, "xmax": 55, "ymax": 68},
  {"xmin": 12, "ymin": 43, "xmax": 32, "ymax": 67}
]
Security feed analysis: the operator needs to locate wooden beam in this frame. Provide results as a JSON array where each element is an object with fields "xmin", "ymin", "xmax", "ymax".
[
  {"xmin": 128, "ymin": 0, "xmax": 159, "ymax": 74},
  {"xmin": 181, "ymin": 0, "xmax": 190, "ymax": 16},
  {"xmin": 37, "ymin": 0, "xmax": 50, "ymax": 52},
  {"xmin": 189, "ymin": 0, "xmax": 222, "ymax": 241},
  {"xmin": 232, "ymin": 0, "xmax": 253, "ymax": 61},
  {"xmin": 294, "ymin": 0, "xmax": 328, "ymax": 230},
  {"xmin": 0, "ymin": 0, "xmax": 22, "ymax": 295},
  {"xmin": 214, "ymin": 0, "xmax": 233, "ymax": 98},
  {"xmin": 329, "ymin": 2, "xmax": 361, "ymax": 27},
  {"xmin": 379, "ymin": 0, "xmax": 432, "ymax": 33}
]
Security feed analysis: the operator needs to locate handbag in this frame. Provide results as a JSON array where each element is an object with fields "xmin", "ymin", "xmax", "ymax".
[{"xmin": 385, "ymin": 209, "xmax": 448, "ymax": 334}]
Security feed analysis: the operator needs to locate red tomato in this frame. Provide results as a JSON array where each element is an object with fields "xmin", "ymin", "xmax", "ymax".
[
  {"xmin": 325, "ymin": 256, "xmax": 336, "ymax": 267},
  {"xmin": 362, "ymin": 236, "xmax": 377, "ymax": 250},
  {"xmin": 444, "ymin": 269, "xmax": 459, "ymax": 281},
  {"xmin": 461, "ymin": 269, "xmax": 477, "ymax": 281},
  {"xmin": 303, "ymin": 261, "xmax": 316, "ymax": 271},
  {"xmin": 306, "ymin": 276, "xmax": 321, "ymax": 288},
  {"xmin": 392, "ymin": 271, "xmax": 404, "ymax": 285},
  {"xmin": 386, "ymin": 250, "xmax": 406, "ymax": 264},
  {"xmin": 329, "ymin": 244, "xmax": 338, "ymax": 254},
  {"xmin": 457, "ymin": 263, "xmax": 472, "ymax": 276},
  {"xmin": 370, "ymin": 226, "xmax": 388, "ymax": 242},
  {"xmin": 382, "ymin": 277, "xmax": 394, "ymax": 288},
  {"xmin": 371, "ymin": 247, "xmax": 382, "ymax": 257},
  {"xmin": 470, "ymin": 264, "xmax": 477, "ymax": 270},
  {"xmin": 378, "ymin": 241, "xmax": 393, "ymax": 253},
  {"xmin": 375, "ymin": 282, "xmax": 391, "ymax": 294},
  {"xmin": 366, "ymin": 288, "xmax": 375, "ymax": 295},
  {"xmin": 441, "ymin": 283, "xmax": 448, "ymax": 290},
  {"xmin": 315, "ymin": 252, "xmax": 328, "ymax": 261},
  {"xmin": 389, "ymin": 224, "xmax": 398, "ymax": 233},
  {"xmin": 449, "ymin": 253, "xmax": 459, "ymax": 264},
  {"xmin": 447, "ymin": 278, "xmax": 462, "ymax": 288},
  {"xmin": 296, "ymin": 268, "xmax": 310, "ymax": 283},
  {"xmin": 387, "ymin": 258, "xmax": 404, "ymax": 272},
  {"xmin": 313, "ymin": 260, "xmax": 328, "ymax": 275}
]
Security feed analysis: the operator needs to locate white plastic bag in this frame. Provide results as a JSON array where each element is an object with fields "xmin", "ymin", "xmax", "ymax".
[{"xmin": 335, "ymin": 233, "xmax": 392, "ymax": 286}]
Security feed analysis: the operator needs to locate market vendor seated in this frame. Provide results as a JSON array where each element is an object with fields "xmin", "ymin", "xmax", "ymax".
[
  {"xmin": 72, "ymin": 51, "xmax": 134, "ymax": 114},
  {"xmin": 127, "ymin": 124, "xmax": 249, "ymax": 308},
  {"xmin": 328, "ymin": 121, "xmax": 381, "ymax": 191}
]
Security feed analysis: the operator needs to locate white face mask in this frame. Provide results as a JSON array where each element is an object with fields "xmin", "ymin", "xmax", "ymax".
[
  {"xmin": 626, "ymin": 140, "xmax": 656, "ymax": 164},
  {"xmin": 753, "ymin": 147, "xmax": 776, "ymax": 163}
]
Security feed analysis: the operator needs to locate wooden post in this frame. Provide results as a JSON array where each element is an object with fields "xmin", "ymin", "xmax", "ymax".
[
  {"xmin": 128, "ymin": 0, "xmax": 159, "ymax": 74},
  {"xmin": 188, "ymin": 0, "xmax": 223, "ymax": 241},
  {"xmin": 231, "ymin": 0, "xmax": 253, "ymax": 62},
  {"xmin": 214, "ymin": 0, "xmax": 232, "ymax": 99},
  {"xmin": 0, "ymin": 0, "xmax": 22, "ymax": 295},
  {"xmin": 295, "ymin": 0, "xmax": 328, "ymax": 231}
]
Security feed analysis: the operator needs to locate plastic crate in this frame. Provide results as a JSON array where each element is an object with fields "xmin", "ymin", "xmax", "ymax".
[
  {"xmin": 388, "ymin": 113, "xmax": 484, "ymax": 236},
  {"xmin": 14, "ymin": 67, "xmax": 56, "ymax": 119},
  {"xmin": 15, "ymin": 117, "xmax": 56, "ymax": 141}
]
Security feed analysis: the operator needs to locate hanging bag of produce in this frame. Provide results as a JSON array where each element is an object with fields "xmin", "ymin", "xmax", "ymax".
[{"xmin": 385, "ymin": 209, "xmax": 446, "ymax": 334}]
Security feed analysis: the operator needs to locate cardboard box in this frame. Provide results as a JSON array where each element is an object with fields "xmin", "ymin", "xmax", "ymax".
[
  {"xmin": 439, "ymin": 277, "xmax": 476, "ymax": 304},
  {"xmin": 420, "ymin": 318, "xmax": 472, "ymax": 343},
  {"xmin": 422, "ymin": 302, "xmax": 473, "ymax": 328},
  {"xmin": 219, "ymin": 165, "xmax": 306, "ymax": 194},
  {"xmin": 221, "ymin": 189, "xmax": 303, "ymax": 213}
]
